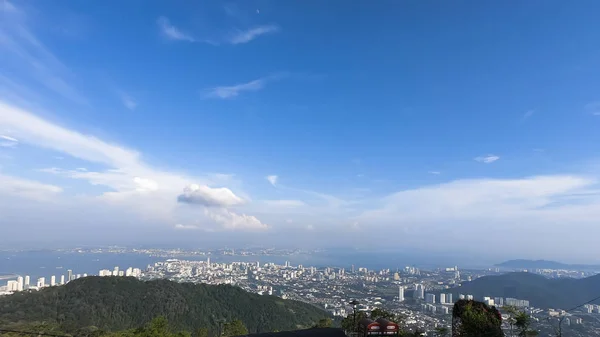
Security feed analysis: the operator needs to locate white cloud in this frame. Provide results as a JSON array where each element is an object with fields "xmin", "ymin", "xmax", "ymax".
[
  {"xmin": 1, "ymin": 101, "xmax": 141, "ymax": 167},
  {"xmin": 157, "ymin": 17, "xmax": 195, "ymax": 42},
  {"xmin": 205, "ymin": 78, "xmax": 266, "ymax": 99},
  {"xmin": 266, "ymin": 175, "xmax": 278, "ymax": 186},
  {"xmin": 0, "ymin": 173, "xmax": 62, "ymax": 201},
  {"xmin": 174, "ymin": 224, "xmax": 200, "ymax": 230},
  {"xmin": 360, "ymin": 175, "xmax": 597, "ymax": 224},
  {"xmin": 1, "ymin": 100, "xmax": 265, "ymax": 231},
  {"xmin": 0, "ymin": 134, "xmax": 18, "ymax": 147},
  {"xmin": 204, "ymin": 208, "xmax": 268, "ymax": 230},
  {"xmin": 228, "ymin": 25, "xmax": 279, "ymax": 44},
  {"xmin": 474, "ymin": 154, "xmax": 500, "ymax": 164},
  {"xmin": 428, "ymin": 171, "xmax": 441, "ymax": 175},
  {"xmin": 178, "ymin": 184, "xmax": 244, "ymax": 207},
  {"xmin": 121, "ymin": 94, "xmax": 137, "ymax": 110},
  {"xmin": 0, "ymin": 135, "xmax": 18, "ymax": 142}
]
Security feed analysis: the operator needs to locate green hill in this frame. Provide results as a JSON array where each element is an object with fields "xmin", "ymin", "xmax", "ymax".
[
  {"xmin": 0, "ymin": 276, "xmax": 329, "ymax": 334},
  {"xmin": 443, "ymin": 272, "xmax": 600, "ymax": 309}
]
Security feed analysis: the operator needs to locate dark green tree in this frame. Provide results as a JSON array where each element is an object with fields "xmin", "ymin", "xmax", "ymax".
[
  {"xmin": 313, "ymin": 318, "xmax": 333, "ymax": 328},
  {"xmin": 370, "ymin": 308, "xmax": 398, "ymax": 321},
  {"xmin": 514, "ymin": 311, "xmax": 538, "ymax": 337},
  {"xmin": 195, "ymin": 327, "xmax": 209, "ymax": 337},
  {"xmin": 452, "ymin": 300, "xmax": 503, "ymax": 337},
  {"xmin": 434, "ymin": 326, "xmax": 450, "ymax": 336},
  {"xmin": 222, "ymin": 320, "xmax": 248, "ymax": 337},
  {"xmin": 503, "ymin": 305, "xmax": 518, "ymax": 337},
  {"xmin": 341, "ymin": 311, "xmax": 367, "ymax": 332}
]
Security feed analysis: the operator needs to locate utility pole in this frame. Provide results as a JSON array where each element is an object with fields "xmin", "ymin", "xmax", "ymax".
[{"xmin": 349, "ymin": 299, "xmax": 360, "ymax": 337}]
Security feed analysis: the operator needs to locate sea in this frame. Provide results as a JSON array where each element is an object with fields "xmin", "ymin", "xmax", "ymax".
[{"xmin": 0, "ymin": 249, "xmax": 494, "ymax": 281}]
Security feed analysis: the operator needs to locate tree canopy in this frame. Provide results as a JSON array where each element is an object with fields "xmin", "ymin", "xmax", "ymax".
[{"xmin": 0, "ymin": 276, "xmax": 330, "ymax": 334}]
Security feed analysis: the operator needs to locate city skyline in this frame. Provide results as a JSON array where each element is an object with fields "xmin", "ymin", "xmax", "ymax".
[{"xmin": 1, "ymin": 1, "xmax": 600, "ymax": 260}]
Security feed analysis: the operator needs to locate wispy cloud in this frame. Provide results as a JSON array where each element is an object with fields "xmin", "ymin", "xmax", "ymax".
[
  {"xmin": 263, "ymin": 199, "xmax": 305, "ymax": 207},
  {"xmin": 266, "ymin": 175, "xmax": 278, "ymax": 186},
  {"xmin": 0, "ymin": 100, "xmax": 266, "ymax": 232},
  {"xmin": 204, "ymin": 73, "xmax": 287, "ymax": 99},
  {"xmin": 0, "ymin": 2, "xmax": 87, "ymax": 105},
  {"xmin": 523, "ymin": 109, "xmax": 536, "ymax": 119},
  {"xmin": 120, "ymin": 93, "xmax": 137, "ymax": 110},
  {"xmin": 428, "ymin": 171, "xmax": 441, "ymax": 175},
  {"xmin": 228, "ymin": 25, "xmax": 279, "ymax": 44},
  {"xmin": 205, "ymin": 78, "xmax": 265, "ymax": 99},
  {"xmin": 174, "ymin": 223, "xmax": 200, "ymax": 230},
  {"xmin": 585, "ymin": 102, "xmax": 600, "ymax": 116},
  {"xmin": 157, "ymin": 17, "xmax": 195, "ymax": 42},
  {"xmin": 474, "ymin": 154, "xmax": 500, "ymax": 164},
  {"xmin": 0, "ymin": 173, "xmax": 62, "ymax": 201},
  {"xmin": 0, "ymin": 134, "xmax": 18, "ymax": 147}
]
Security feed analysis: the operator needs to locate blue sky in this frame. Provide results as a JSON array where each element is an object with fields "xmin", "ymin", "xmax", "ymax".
[{"xmin": 1, "ymin": 0, "xmax": 600, "ymax": 262}]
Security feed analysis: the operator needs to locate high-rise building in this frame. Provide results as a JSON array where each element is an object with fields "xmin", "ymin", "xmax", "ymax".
[
  {"xmin": 50, "ymin": 275, "xmax": 56, "ymax": 286},
  {"xmin": 425, "ymin": 293, "xmax": 436, "ymax": 304},
  {"xmin": 67, "ymin": 270, "xmax": 73, "ymax": 282},
  {"xmin": 16, "ymin": 276, "xmax": 24, "ymax": 291},
  {"xmin": 440, "ymin": 293, "xmax": 446, "ymax": 304},
  {"xmin": 37, "ymin": 277, "xmax": 45, "ymax": 288},
  {"xmin": 494, "ymin": 297, "xmax": 503, "ymax": 306},
  {"xmin": 446, "ymin": 293, "xmax": 453, "ymax": 304},
  {"xmin": 60, "ymin": 275, "xmax": 65, "ymax": 284},
  {"xmin": 459, "ymin": 294, "xmax": 465, "ymax": 300},
  {"xmin": 113, "ymin": 267, "xmax": 119, "ymax": 276},
  {"xmin": 466, "ymin": 294, "xmax": 474, "ymax": 300},
  {"xmin": 393, "ymin": 272, "xmax": 400, "ymax": 281},
  {"xmin": 126, "ymin": 267, "xmax": 133, "ymax": 277},
  {"xmin": 398, "ymin": 286, "xmax": 405, "ymax": 302},
  {"xmin": 24, "ymin": 275, "xmax": 30, "ymax": 289},
  {"xmin": 118, "ymin": 271, "xmax": 124, "ymax": 276},
  {"xmin": 413, "ymin": 284, "xmax": 425, "ymax": 299},
  {"xmin": 7, "ymin": 280, "xmax": 18, "ymax": 292},
  {"xmin": 483, "ymin": 297, "xmax": 495, "ymax": 306}
]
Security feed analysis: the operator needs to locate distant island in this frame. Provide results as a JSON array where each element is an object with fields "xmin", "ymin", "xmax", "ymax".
[
  {"xmin": 495, "ymin": 259, "xmax": 600, "ymax": 271},
  {"xmin": 442, "ymin": 272, "xmax": 600, "ymax": 309}
]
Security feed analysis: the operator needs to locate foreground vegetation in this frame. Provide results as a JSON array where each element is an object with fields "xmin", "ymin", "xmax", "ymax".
[{"xmin": 0, "ymin": 276, "xmax": 330, "ymax": 335}]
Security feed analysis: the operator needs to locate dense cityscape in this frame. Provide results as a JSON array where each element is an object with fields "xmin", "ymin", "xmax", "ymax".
[{"xmin": 2, "ymin": 248, "xmax": 600, "ymax": 336}]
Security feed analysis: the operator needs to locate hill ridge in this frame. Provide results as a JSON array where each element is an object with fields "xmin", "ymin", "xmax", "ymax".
[{"xmin": 441, "ymin": 272, "xmax": 600, "ymax": 309}]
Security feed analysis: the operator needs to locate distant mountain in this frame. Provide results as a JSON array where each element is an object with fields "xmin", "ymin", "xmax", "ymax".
[
  {"xmin": 0, "ymin": 277, "xmax": 329, "ymax": 333},
  {"xmin": 442, "ymin": 272, "xmax": 600, "ymax": 309},
  {"xmin": 495, "ymin": 259, "xmax": 600, "ymax": 271}
]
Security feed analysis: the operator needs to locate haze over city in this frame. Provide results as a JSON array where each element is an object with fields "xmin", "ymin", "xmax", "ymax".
[{"xmin": 1, "ymin": 0, "xmax": 600, "ymax": 262}]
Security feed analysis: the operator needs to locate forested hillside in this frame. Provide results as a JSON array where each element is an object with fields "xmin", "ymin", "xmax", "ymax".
[
  {"xmin": 443, "ymin": 272, "xmax": 600, "ymax": 309},
  {"xmin": 0, "ymin": 277, "xmax": 329, "ymax": 334}
]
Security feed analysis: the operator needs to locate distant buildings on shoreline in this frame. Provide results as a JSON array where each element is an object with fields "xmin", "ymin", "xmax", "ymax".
[{"xmin": 1, "ymin": 266, "xmax": 141, "ymax": 295}]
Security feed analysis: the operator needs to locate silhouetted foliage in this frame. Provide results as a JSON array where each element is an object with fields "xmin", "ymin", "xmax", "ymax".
[{"xmin": 0, "ymin": 277, "xmax": 329, "ymax": 334}]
